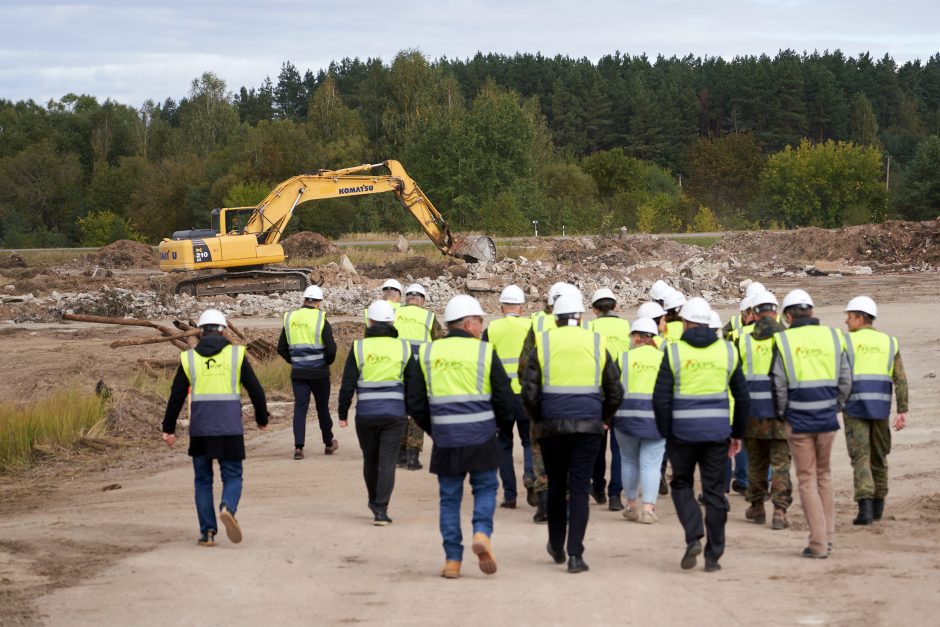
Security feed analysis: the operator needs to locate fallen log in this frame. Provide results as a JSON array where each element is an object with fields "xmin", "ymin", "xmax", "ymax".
[
  {"xmin": 63, "ymin": 312, "xmax": 192, "ymax": 351},
  {"xmin": 110, "ymin": 329, "xmax": 200, "ymax": 348}
]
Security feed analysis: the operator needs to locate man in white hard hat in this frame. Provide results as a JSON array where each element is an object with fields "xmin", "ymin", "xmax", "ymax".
[
  {"xmin": 737, "ymin": 291, "xmax": 791, "ymax": 530},
  {"xmin": 770, "ymin": 289, "xmax": 851, "ymax": 558},
  {"xmin": 482, "ymin": 285, "xmax": 536, "ymax": 510},
  {"xmin": 277, "ymin": 284, "xmax": 338, "ymax": 459},
  {"xmin": 588, "ymin": 287, "xmax": 630, "ymax": 511},
  {"xmin": 662, "ymin": 291, "xmax": 688, "ymax": 344},
  {"xmin": 162, "ymin": 309, "xmax": 270, "ymax": 547},
  {"xmin": 649, "ymin": 280, "xmax": 674, "ymax": 307},
  {"xmin": 408, "ymin": 294, "xmax": 516, "ymax": 579},
  {"xmin": 337, "ymin": 301, "xmax": 420, "ymax": 525},
  {"xmin": 394, "ymin": 283, "xmax": 445, "ymax": 471},
  {"xmin": 842, "ymin": 296, "xmax": 909, "ymax": 526},
  {"xmin": 653, "ymin": 297, "xmax": 750, "ymax": 573},
  {"xmin": 637, "ymin": 300, "xmax": 669, "ymax": 492},
  {"xmin": 725, "ymin": 281, "xmax": 766, "ymax": 338},
  {"xmin": 364, "ymin": 279, "xmax": 404, "ymax": 324},
  {"xmin": 521, "ymin": 290, "xmax": 623, "ymax": 573}
]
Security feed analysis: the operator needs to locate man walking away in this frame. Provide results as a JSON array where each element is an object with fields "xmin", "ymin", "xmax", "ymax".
[
  {"xmin": 162, "ymin": 309, "xmax": 269, "ymax": 546},
  {"xmin": 278, "ymin": 285, "xmax": 338, "ymax": 459}
]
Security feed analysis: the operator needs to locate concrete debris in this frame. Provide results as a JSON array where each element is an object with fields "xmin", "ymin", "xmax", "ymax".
[
  {"xmin": 394, "ymin": 234, "xmax": 410, "ymax": 253},
  {"xmin": 806, "ymin": 261, "xmax": 873, "ymax": 276},
  {"xmin": 339, "ymin": 255, "xmax": 359, "ymax": 278}
]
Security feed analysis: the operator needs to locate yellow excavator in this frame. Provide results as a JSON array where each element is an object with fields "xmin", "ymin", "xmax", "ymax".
[{"xmin": 158, "ymin": 160, "xmax": 496, "ymax": 296}]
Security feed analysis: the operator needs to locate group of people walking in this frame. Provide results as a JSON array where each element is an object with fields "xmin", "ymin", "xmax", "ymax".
[{"xmin": 161, "ymin": 274, "xmax": 910, "ymax": 576}]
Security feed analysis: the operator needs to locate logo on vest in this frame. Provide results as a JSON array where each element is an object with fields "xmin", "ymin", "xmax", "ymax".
[
  {"xmin": 794, "ymin": 346, "xmax": 826, "ymax": 358},
  {"xmin": 433, "ymin": 358, "xmax": 474, "ymax": 373},
  {"xmin": 631, "ymin": 360, "xmax": 659, "ymax": 373},
  {"xmin": 366, "ymin": 353, "xmax": 393, "ymax": 364},
  {"xmin": 682, "ymin": 359, "xmax": 725, "ymax": 372},
  {"xmin": 204, "ymin": 357, "xmax": 217, "ymax": 370},
  {"xmin": 855, "ymin": 343, "xmax": 886, "ymax": 355},
  {"xmin": 754, "ymin": 344, "xmax": 771, "ymax": 357}
]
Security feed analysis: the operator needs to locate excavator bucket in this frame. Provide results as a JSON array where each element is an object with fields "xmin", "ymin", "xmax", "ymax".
[{"xmin": 450, "ymin": 235, "xmax": 497, "ymax": 263}]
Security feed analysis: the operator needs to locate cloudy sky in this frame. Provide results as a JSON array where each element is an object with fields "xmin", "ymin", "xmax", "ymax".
[{"xmin": 1, "ymin": 0, "xmax": 937, "ymax": 107}]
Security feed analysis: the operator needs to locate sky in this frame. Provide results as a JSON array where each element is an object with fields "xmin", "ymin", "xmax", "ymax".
[{"xmin": 0, "ymin": 0, "xmax": 938, "ymax": 107}]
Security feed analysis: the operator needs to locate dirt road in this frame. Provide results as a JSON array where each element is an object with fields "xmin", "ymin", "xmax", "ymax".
[{"xmin": 2, "ymin": 278, "xmax": 939, "ymax": 626}]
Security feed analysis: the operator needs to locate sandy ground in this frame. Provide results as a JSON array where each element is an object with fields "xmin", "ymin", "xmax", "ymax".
[{"xmin": 1, "ymin": 275, "xmax": 939, "ymax": 626}]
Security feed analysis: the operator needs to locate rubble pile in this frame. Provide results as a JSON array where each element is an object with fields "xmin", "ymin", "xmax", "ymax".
[
  {"xmin": 282, "ymin": 232, "xmax": 340, "ymax": 259},
  {"xmin": 94, "ymin": 240, "xmax": 157, "ymax": 269}
]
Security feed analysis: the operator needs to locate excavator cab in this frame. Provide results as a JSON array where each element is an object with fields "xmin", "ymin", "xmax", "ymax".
[{"xmin": 211, "ymin": 207, "xmax": 256, "ymax": 236}]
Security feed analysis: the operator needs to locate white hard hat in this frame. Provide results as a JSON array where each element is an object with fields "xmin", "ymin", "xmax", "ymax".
[
  {"xmin": 197, "ymin": 308, "xmax": 228, "ymax": 329},
  {"xmin": 745, "ymin": 281, "xmax": 767, "ymax": 299},
  {"xmin": 782, "ymin": 289, "xmax": 814, "ymax": 310},
  {"xmin": 631, "ymin": 317, "xmax": 659, "ymax": 336},
  {"xmin": 751, "ymin": 291, "xmax": 779, "ymax": 309},
  {"xmin": 637, "ymin": 302, "xmax": 666, "ymax": 319},
  {"xmin": 680, "ymin": 297, "xmax": 712, "ymax": 325},
  {"xmin": 303, "ymin": 285, "xmax": 324, "ymax": 300},
  {"xmin": 444, "ymin": 294, "xmax": 485, "ymax": 322},
  {"xmin": 552, "ymin": 292, "xmax": 585, "ymax": 316},
  {"xmin": 499, "ymin": 284, "xmax": 526, "ymax": 304},
  {"xmin": 650, "ymin": 280, "xmax": 672, "ymax": 301},
  {"xmin": 367, "ymin": 300, "xmax": 395, "ymax": 323},
  {"xmin": 663, "ymin": 290, "xmax": 687, "ymax": 312},
  {"xmin": 845, "ymin": 295, "xmax": 877, "ymax": 318},
  {"xmin": 404, "ymin": 283, "xmax": 427, "ymax": 298},
  {"xmin": 547, "ymin": 281, "xmax": 570, "ymax": 304},
  {"xmin": 380, "ymin": 278, "xmax": 403, "ymax": 293},
  {"xmin": 590, "ymin": 287, "xmax": 616, "ymax": 305},
  {"xmin": 708, "ymin": 310, "xmax": 722, "ymax": 330},
  {"xmin": 739, "ymin": 294, "xmax": 754, "ymax": 311}
]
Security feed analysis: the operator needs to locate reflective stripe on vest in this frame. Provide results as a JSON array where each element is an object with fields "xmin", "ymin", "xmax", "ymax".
[
  {"xmin": 394, "ymin": 305, "xmax": 435, "ymax": 347},
  {"xmin": 532, "ymin": 311, "xmax": 589, "ymax": 333},
  {"xmin": 843, "ymin": 328, "xmax": 897, "ymax": 420},
  {"xmin": 354, "ymin": 337, "xmax": 410, "ymax": 419},
  {"xmin": 668, "ymin": 340, "xmax": 735, "ymax": 442},
  {"xmin": 731, "ymin": 314, "xmax": 742, "ymax": 335},
  {"xmin": 740, "ymin": 332, "xmax": 775, "ymax": 419},
  {"xmin": 590, "ymin": 316, "xmax": 632, "ymax": 361},
  {"xmin": 181, "ymin": 344, "xmax": 245, "ymax": 437},
  {"xmin": 774, "ymin": 325, "xmax": 843, "ymax": 433},
  {"xmin": 284, "ymin": 308, "xmax": 325, "ymax": 370},
  {"xmin": 486, "ymin": 315, "xmax": 532, "ymax": 394},
  {"xmin": 420, "ymin": 337, "xmax": 495, "ymax": 448},
  {"xmin": 614, "ymin": 345, "xmax": 664, "ymax": 438},
  {"xmin": 536, "ymin": 327, "xmax": 604, "ymax": 421}
]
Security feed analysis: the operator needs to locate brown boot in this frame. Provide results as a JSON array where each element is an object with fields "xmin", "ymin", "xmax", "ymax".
[
  {"xmin": 745, "ymin": 502, "xmax": 766, "ymax": 524},
  {"xmin": 771, "ymin": 508, "xmax": 789, "ymax": 530},
  {"xmin": 441, "ymin": 560, "xmax": 461, "ymax": 579},
  {"xmin": 471, "ymin": 532, "xmax": 497, "ymax": 575}
]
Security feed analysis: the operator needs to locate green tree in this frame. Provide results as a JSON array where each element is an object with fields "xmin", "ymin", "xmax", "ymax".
[
  {"xmin": 177, "ymin": 72, "xmax": 240, "ymax": 157},
  {"xmin": 77, "ymin": 211, "xmax": 145, "ymax": 246},
  {"xmin": 850, "ymin": 92, "xmax": 880, "ymax": 147},
  {"xmin": 685, "ymin": 133, "xmax": 764, "ymax": 222},
  {"xmin": 893, "ymin": 136, "xmax": 940, "ymax": 220}
]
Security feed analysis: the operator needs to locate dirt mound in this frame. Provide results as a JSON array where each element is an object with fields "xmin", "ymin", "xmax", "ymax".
[
  {"xmin": 282, "ymin": 232, "xmax": 340, "ymax": 259},
  {"xmin": 553, "ymin": 235, "xmax": 701, "ymax": 267},
  {"xmin": 0, "ymin": 251, "xmax": 27, "ymax": 268},
  {"xmin": 708, "ymin": 218, "xmax": 940, "ymax": 269},
  {"xmin": 357, "ymin": 256, "xmax": 455, "ymax": 280},
  {"xmin": 94, "ymin": 240, "xmax": 157, "ymax": 269}
]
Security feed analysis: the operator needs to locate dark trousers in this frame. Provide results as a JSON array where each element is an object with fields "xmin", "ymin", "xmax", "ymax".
[
  {"xmin": 498, "ymin": 395, "xmax": 534, "ymax": 501},
  {"xmin": 669, "ymin": 439, "xmax": 729, "ymax": 563},
  {"xmin": 540, "ymin": 433, "xmax": 603, "ymax": 558},
  {"xmin": 292, "ymin": 377, "xmax": 333, "ymax": 448},
  {"xmin": 355, "ymin": 417, "xmax": 408, "ymax": 510},
  {"xmin": 592, "ymin": 429, "xmax": 623, "ymax": 497}
]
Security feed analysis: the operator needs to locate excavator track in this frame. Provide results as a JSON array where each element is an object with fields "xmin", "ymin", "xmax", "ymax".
[{"xmin": 175, "ymin": 268, "xmax": 312, "ymax": 298}]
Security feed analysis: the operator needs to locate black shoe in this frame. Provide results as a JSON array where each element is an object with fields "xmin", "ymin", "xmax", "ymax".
[
  {"xmin": 681, "ymin": 540, "xmax": 702, "ymax": 570},
  {"xmin": 659, "ymin": 476, "xmax": 669, "ymax": 496},
  {"xmin": 533, "ymin": 491, "xmax": 548, "ymax": 524},
  {"xmin": 853, "ymin": 498, "xmax": 874, "ymax": 526},
  {"xmin": 608, "ymin": 494, "xmax": 624, "ymax": 511},
  {"xmin": 396, "ymin": 446, "xmax": 407, "ymax": 468},
  {"xmin": 697, "ymin": 493, "xmax": 705, "ymax": 506},
  {"xmin": 406, "ymin": 447, "xmax": 423, "ymax": 470},
  {"xmin": 293, "ymin": 447, "xmax": 304, "ymax": 460},
  {"xmin": 731, "ymin": 480, "xmax": 747, "ymax": 496},
  {"xmin": 872, "ymin": 498, "xmax": 885, "ymax": 521},
  {"xmin": 547, "ymin": 542, "xmax": 566, "ymax": 564},
  {"xmin": 197, "ymin": 530, "xmax": 216, "ymax": 547},
  {"xmin": 373, "ymin": 511, "xmax": 392, "ymax": 526},
  {"xmin": 827, "ymin": 542, "xmax": 833, "ymax": 554},
  {"xmin": 591, "ymin": 490, "xmax": 607, "ymax": 505},
  {"xmin": 704, "ymin": 560, "xmax": 721, "ymax": 573},
  {"xmin": 567, "ymin": 555, "xmax": 589, "ymax": 573},
  {"xmin": 802, "ymin": 547, "xmax": 828, "ymax": 559},
  {"xmin": 526, "ymin": 486, "xmax": 538, "ymax": 507},
  {"xmin": 500, "ymin": 499, "xmax": 517, "ymax": 509}
]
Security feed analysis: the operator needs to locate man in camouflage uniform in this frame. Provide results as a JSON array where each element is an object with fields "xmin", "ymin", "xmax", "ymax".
[
  {"xmin": 740, "ymin": 292, "xmax": 792, "ymax": 529},
  {"xmin": 842, "ymin": 296, "xmax": 909, "ymax": 525}
]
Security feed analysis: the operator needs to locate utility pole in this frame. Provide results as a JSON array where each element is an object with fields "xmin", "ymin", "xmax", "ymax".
[
  {"xmin": 532, "ymin": 220, "xmax": 539, "ymax": 237},
  {"xmin": 885, "ymin": 154, "xmax": 891, "ymax": 193}
]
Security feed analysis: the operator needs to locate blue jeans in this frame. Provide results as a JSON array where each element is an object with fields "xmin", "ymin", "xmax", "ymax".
[
  {"xmin": 193, "ymin": 456, "xmax": 243, "ymax": 534},
  {"xmin": 438, "ymin": 469, "xmax": 498, "ymax": 562},
  {"xmin": 497, "ymin": 396, "xmax": 534, "ymax": 500},
  {"xmin": 615, "ymin": 431, "xmax": 666, "ymax": 505},
  {"xmin": 725, "ymin": 448, "xmax": 749, "ymax": 491}
]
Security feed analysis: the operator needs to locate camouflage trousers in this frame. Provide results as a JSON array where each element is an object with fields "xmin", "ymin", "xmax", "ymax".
[
  {"xmin": 525, "ymin": 421, "xmax": 548, "ymax": 493},
  {"xmin": 844, "ymin": 416, "xmax": 891, "ymax": 501},
  {"xmin": 400, "ymin": 418, "xmax": 424, "ymax": 452},
  {"xmin": 744, "ymin": 437, "xmax": 793, "ymax": 511}
]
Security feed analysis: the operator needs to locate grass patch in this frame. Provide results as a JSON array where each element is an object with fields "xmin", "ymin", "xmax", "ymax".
[
  {"xmin": 129, "ymin": 370, "xmax": 174, "ymax": 398},
  {"xmin": 0, "ymin": 389, "xmax": 107, "ymax": 471},
  {"xmin": 252, "ymin": 359, "xmax": 294, "ymax": 395}
]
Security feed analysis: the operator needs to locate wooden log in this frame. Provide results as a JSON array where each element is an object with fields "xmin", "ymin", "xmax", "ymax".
[
  {"xmin": 63, "ymin": 312, "xmax": 185, "ymax": 341},
  {"xmin": 226, "ymin": 319, "xmax": 248, "ymax": 341},
  {"xmin": 110, "ymin": 329, "xmax": 200, "ymax": 348}
]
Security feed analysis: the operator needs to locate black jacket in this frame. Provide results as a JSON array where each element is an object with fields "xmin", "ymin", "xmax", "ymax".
[
  {"xmin": 653, "ymin": 327, "xmax": 750, "ymax": 442},
  {"xmin": 163, "ymin": 334, "xmax": 269, "ymax": 460},
  {"xmin": 337, "ymin": 323, "xmax": 420, "ymax": 421},
  {"xmin": 406, "ymin": 329, "xmax": 516, "ymax": 475},
  {"xmin": 276, "ymin": 307, "xmax": 337, "ymax": 380},
  {"xmin": 519, "ymin": 335, "xmax": 623, "ymax": 439}
]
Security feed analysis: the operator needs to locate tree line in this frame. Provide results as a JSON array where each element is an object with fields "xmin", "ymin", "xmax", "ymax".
[{"xmin": 1, "ymin": 49, "xmax": 939, "ymax": 247}]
